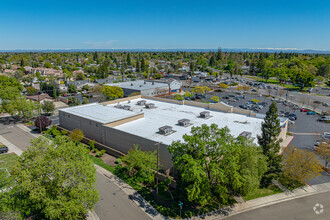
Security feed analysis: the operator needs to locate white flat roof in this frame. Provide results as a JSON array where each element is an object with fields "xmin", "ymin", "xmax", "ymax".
[
  {"xmin": 108, "ymin": 98, "xmax": 266, "ymax": 145},
  {"xmin": 105, "ymin": 80, "xmax": 168, "ymax": 91},
  {"xmin": 59, "ymin": 103, "xmax": 139, "ymax": 124}
]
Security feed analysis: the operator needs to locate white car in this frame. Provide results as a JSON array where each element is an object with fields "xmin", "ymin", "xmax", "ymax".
[{"xmin": 288, "ymin": 120, "xmax": 295, "ymax": 125}]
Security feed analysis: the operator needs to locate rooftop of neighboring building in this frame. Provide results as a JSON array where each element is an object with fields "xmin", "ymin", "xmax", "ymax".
[{"xmin": 105, "ymin": 80, "xmax": 169, "ymax": 91}]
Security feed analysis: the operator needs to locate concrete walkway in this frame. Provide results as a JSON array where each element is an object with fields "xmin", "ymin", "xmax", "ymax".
[
  {"xmin": 212, "ymin": 182, "xmax": 330, "ymax": 220},
  {"xmin": 279, "ymin": 135, "xmax": 293, "ymax": 154}
]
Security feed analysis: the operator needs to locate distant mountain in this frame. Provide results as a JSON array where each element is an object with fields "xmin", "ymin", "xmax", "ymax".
[{"xmin": 0, "ymin": 48, "xmax": 329, "ymax": 54}]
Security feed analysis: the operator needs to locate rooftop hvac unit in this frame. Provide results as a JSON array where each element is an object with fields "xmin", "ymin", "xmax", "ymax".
[
  {"xmin": 159, "ymin": 126, "xmax": 172, "ymax": 134},
  {"xmin": 144, "ymin": 81, "xmax": 146, "ymax": 84},
  {"xmin": 239, "ymin": 131, "xmax": 252, "ymax": 139},
  {"xmin": 137, "ymin": 100, "xmax": 147, "ymax": 105},
  {"xmin": 178, "ymin": 118, "xmax": 190, "ymax": 126},
  {"xmin": 131, "ymin": 83, "xmax": 133, "ymax": 86},
  {"xmin": 200, "ymin": 111, "xmax": 210, "ymax": 118},
  {"xmin": 117, "ymin": 105, "xmax": 131, "ymax": 110},
  {"xmin": 145, "ymin": 103, "xmax": 156, "ymax": 109}
]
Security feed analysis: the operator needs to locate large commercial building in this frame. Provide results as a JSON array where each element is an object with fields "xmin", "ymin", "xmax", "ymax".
[
  {"xmin": 105, "ymin": 79, "xmax": 182, "ymax": 97},
  {"xmin": 59, "ymin": 96, "xmax": 288, "ymax": 170}
]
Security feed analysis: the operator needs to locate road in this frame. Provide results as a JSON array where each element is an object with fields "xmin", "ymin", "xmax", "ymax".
[
  {"xmin": 95, "ymin": 172, "xmax": 151, "ymax": 220},
  {"xmin": 225, "ymin": 191, "xmax": 330, "ymax": 220},
  {"xmin": 0, "ymin": 123, "xmax": 151, "ymax": 220}
]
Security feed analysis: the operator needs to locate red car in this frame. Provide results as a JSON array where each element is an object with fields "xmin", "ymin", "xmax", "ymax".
[{"xmin": 300, "ymin": 108, "xmax": 309, "ymax": 112}]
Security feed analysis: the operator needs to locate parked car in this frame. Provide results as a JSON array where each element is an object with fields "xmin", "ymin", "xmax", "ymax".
[
  {"xmin": 318, "ymin": 116, "xmax": 330, "ymax": 122},
  {"xmin": 307, "ymin": 111, "xmax": 317, "ymax": 115},
  {"xmin": 288, "ymin": 114, "xmax": 297, "ymax": 119},
  {"xmin": 322, "ymin": 102, "xmax": 329, "ymax": 107},
  {"xmin": 300, "ymin": 108, "xmax": 309, "ymax": 112},
  {"xmin": 251, "ymin": 89, "xmax": 257, "ymax": 92},
  {"xmin": 307, "ymin": 87, "xmax": 313, "ymax": 93},
  {"xmin": 288, "ymin": 120, "xmax": 295, "ymax": 125},
  {"xmin": 288, "ymin": 116, "xmax": 296, "ymax": 121},
  {"xmin": 0, "ymin": 146, "xmax": 8, "ymax": 154},
  {"xmin": 322, "ymin": 132, "xmax": 330, "ymax": 140}
]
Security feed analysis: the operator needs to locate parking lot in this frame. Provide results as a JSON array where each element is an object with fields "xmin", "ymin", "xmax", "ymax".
[{"xmin": 184, "ymin": 89, "xmax": 329, "ymax": 151}]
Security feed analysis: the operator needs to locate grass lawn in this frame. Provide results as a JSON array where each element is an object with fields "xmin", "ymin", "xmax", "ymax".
[
  {"xmin": 246, "ymin": 76, "xmax": 301, "ymax": 90},
  {"xmin": 0, "ymin": 153, "xmax": 19, "ymax": 171},
  {"xmin": 243, "ymin": 184, "xmax": 282, "ymax": 201}
]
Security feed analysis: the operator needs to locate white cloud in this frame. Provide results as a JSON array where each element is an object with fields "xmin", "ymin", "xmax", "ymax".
[{"xmin": 83, "ymin": 40, "xmax": 118, "ymax": 48}]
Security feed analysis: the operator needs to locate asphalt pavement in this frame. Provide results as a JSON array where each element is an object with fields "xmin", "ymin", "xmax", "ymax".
[
  {"xmin": 225, "ymin": 191, "xmax": 330, "ymax": 220},
  {"xmin": 95, "ymin": 172, "xmax": 152, "ymax": 220}
]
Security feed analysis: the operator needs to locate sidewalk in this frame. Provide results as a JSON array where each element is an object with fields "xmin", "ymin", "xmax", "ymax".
[
  {"xmin": 217, "ymin": 182, "xmax": 330, "ymax": 219},
  {"xmin": 0, "ymin": 135, "xmax": 23, "ymax": 156}
]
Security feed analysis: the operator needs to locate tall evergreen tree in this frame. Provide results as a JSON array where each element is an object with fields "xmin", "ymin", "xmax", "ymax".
[
  {"xmin": 257, "ymin": 102, "xmax": 283, "ymax": 186},
  {"xmin": 209, "ymin": 55, "xmax": 216, "ymax": 67},
  {"xmin": 135, "ymin": 59, "xmax": 140, "ymax": 72},
  {"xmin": 216, "ymin": 47, "xmax": 223, "ymax": 60},
  {"xmin": 126, "ymin": 53, "xmax": 132, "ymax": 66}
]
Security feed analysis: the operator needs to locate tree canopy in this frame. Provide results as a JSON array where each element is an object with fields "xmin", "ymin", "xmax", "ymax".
[
  {"xmin": 168, "ymin": 124, "xmax": 267, "ymax": 207},
  {"xmin": 0, "ymin": 136, "xmax": 99, "ymax": 219},
  {"xmin": 101, "ymin": 85, "xmax": 124, "ymax": 100}
]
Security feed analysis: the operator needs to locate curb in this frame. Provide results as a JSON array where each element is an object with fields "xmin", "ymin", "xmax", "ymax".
[{"xmin": 220, "ymin": 190, "xmax": 328, "ymax": 219}]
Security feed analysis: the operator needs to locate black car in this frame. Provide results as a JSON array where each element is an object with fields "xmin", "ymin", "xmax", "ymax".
[{"xmin": 0, "ymin": 146, "xmax": 8, "ymax": 154}]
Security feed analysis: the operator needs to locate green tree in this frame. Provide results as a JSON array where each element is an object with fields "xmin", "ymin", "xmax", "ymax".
[
  {"xmin": 44, "ymin": 61, "xmax": 52, "ymax": 68},
  {"xmin": 25, "ymin": 86, "xmax": 37, "ymax": 95},
  {"xmin": 282, "ymin": 145, "xmax": 323, "ymax": 185},
  {"xmin": 101, "ymin": 85, "xmax": 124, "ymax": 100},
  {"xmin": 126, "ymin": 53, "xmax": 132, "ymax": 66},
  {"xmin": 69, "ymin": 128, "xmax": 85, "ymax": 143},
  {"xmin": 211, "ymin": 96, "xmax": 219, "ymax": 103},
  {"xmin": 4, "ymin": 136, "xmax": 99, "ymax": 219},
  {"xmin": 42, "ymin": 101, "xmax": 55, "ymax": 114},
  {"xmin": 168, "ymin": 124, "xmax": 267, "ymax": 207},
  {"xmin": 121, "ymin": 145, "xmax": 157, "ymax": 184},
  {"xmin": 183, "ymin": 91, "xmax": 193, "ymax": 99},
  {"xmin": 68, "ymin": 84, "xmax": 77, "ymax": 93},
  {"xmin": 257, "ymin": 102, "xmax": 283, "ymax": 186},
  {"xmin": 209, "ymin": 55, "xmax": 216, "ymax": 67},
  {"xmin": 174, "ymin": 94, "xmax": 184, "ymax": 101},
  {"xmin": 76, "ymin": 72, "xmax": 86, "ymax": 80},
  {"xmin": 82, "ymin": 97, "xmax": 90, "ymax": 104},
  {"xmin": 191, "ymin": 86, "xmax": 211, "ymax": 94}
]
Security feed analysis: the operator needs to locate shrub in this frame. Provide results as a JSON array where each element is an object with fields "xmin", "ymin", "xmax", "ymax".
[
  {"xmin": 286, "ymin": 131, "xmax": 293, "ymax": 136},
  {"xmin": 89, "ymin": 140, "xmax": 96, "ymax": 149},
  {"xmin": 219, "ymin": 83, "xmax": 228, "ymax": 89},
  {"xmin": 251, "ymin": 99, "xmax": 261, "ymax": 103},
  {"xmin": 96, "ymin": 150, "xmax": 106, "ymax": 157},
  {"xmin": 35, "ymin": 116, "xmax": 52, "ymax": 130},
  {"xmin": 69, "ymin": 129, "xmax": 84, "ymax": 143},
  {"xmin": 173, "ymin": 94, "xmax": 184, "ymax": 101},
  {"xmin": 115, "ymin": 158, "xmax": 122, "ymax": 164},
  {"xmin": 61, "ymin": 129, "xmax": 68, "ymax": 135}
]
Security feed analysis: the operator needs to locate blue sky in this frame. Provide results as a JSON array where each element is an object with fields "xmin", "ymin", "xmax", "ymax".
[{"xmin": 0, "ymin": 0, "xmax": 329, "ymax": 50}]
